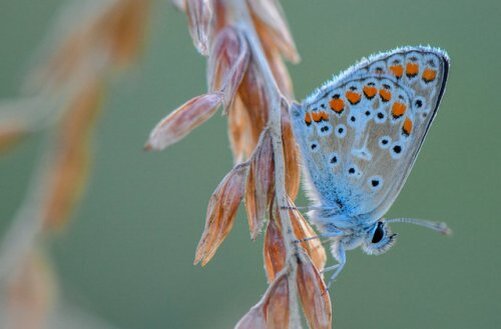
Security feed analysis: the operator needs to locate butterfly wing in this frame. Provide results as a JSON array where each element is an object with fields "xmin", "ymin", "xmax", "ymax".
[{"xmin": 291, "ymin": 46, "xmax": 449, "ymax": 222}]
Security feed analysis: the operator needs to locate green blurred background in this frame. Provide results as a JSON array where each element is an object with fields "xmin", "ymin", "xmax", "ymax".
[{"xmin": 1, "ymin": 0, "xmax": 500, "ymax": 328}]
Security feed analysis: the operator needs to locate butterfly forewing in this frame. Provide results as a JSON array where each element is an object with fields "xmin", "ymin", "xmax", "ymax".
[{"xmin": 291, "ymin": 46, "xmax": 449, "ymax": 221}]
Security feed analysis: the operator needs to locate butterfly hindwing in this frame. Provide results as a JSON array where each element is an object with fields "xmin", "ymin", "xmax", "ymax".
[{"xmin": 291, "ymin": 46, "xmax": 449, "ymax": 221}]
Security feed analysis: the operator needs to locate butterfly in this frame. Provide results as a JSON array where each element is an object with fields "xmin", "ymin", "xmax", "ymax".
[{"xmin": 289, "ymin": 46, "xmax": 450, "ymax": 287}]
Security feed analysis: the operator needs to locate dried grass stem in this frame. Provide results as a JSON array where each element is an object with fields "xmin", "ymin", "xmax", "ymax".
[{"xmin": 231, "ymin": 1, "xmax": 302, "ymax": 327}]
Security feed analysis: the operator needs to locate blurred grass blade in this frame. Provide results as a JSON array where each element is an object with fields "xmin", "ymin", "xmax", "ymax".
[{"xmin": 146, "ymin": 92, "xmax": 223, "ymax": 151}]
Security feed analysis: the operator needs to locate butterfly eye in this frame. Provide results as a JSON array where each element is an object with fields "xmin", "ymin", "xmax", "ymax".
[
  {"xmin": 372, "ymin": 222, "xmax": 385, "ymax": 243},
  {"xmin": 363, "ymin": 221, "xmax": 397, "ymax": 256}
]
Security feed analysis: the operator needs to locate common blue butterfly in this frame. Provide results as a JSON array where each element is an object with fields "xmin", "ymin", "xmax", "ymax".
[{"xmin": 290, "ymin": 46, "xmax": 450, "ymax": 286}]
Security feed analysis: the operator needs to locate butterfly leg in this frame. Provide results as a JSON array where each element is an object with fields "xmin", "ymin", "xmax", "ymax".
[
  {"xmin": 320, "ymin": 264, "xmax": 339, "ymax": 274},
  {"xmin": 293, "ymin": 233, "xmax": 333, "ymax": 244},
  {"xmin": 320, "ymin": 245, "xmax": 346, "ymax": 289},
  {"xmin": 324, "ymin": 244, "xmax": 346, "ymax": 289}
]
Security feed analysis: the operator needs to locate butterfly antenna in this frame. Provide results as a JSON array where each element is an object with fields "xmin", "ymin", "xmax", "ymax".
[
  {"xmin": 385, "ymin": 218, "xmax": 452, "ymax": 235},
  {"xmin": 293, "ymin": 235, "xmax": 324, "ymax": 244}
]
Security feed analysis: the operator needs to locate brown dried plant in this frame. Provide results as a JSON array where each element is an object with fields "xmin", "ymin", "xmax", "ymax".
[
  {"xmin": 146, "ymin": 0, "xmax": 332, "ymax": 327},
  {"xmin": 1, "ymin": 0, "xmax": 332, "ymax": 328},
  {"xmin": 0, "ymin": 0, "xmax": 152, "ymax": 327}
]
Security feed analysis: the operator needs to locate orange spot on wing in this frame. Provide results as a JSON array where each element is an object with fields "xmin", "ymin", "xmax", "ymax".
[
  {"xmin": 402, "ymin": 117, "xmax": 413, "ymax": 135},
  {"xmin": 363, "ymin": 86, "xmax": 377, "ymax": 99},
  {"xmin": 389, "ymin": 65, "xmax": 403, "ymax": 78},
  {"xmin": 422, "ymin": 68, "xmax": 437, "ymax": 83},
  {"xmin": 379, "ymin": 89, "xmax": 392, "ymax": 102},
  {"xmin": 391, "ymin": 102, "xmax": 407, "ymax": 118},
  {"xmin": 406, "ymin": 62, "xmax": 419, "ymax": 77},
  {"xmin": 329, "ymin": 98, "xmax": 344, "ymax": 113},
  {"xmin": 311, "ymin": 111, "xmax": 328, "ymax": 122},
  {"xmin": 304, "ymin": 112, "xmax": 312, "ymax": 126},
  {"xmin": 345, "ymin": 91, "xmax": 361, "ymax": 105},
  {"xmin": 311, "ymin": 112, "xmax": 322, "ymax": 122}
]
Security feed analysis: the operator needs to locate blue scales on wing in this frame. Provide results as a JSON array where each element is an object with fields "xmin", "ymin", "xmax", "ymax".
[{"xmin": 290, "ymin": 46, "xmax": 449, "ymax": 228}]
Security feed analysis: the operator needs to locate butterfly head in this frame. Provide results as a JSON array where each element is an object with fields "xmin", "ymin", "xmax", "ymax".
[{"xmin": 362, "ymin": 220, "xmax": 397, "ymax": 255}]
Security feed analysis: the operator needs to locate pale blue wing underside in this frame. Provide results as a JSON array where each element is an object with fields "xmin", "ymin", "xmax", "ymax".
[{"xmin": 291, "ymin": 46, "xmax": 449, "ymax": 224}]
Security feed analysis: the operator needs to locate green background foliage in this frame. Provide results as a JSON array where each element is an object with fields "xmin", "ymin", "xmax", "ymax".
[{"xmin": 1, "ymin": 0, "xmax": 500, "ymax": 328}]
